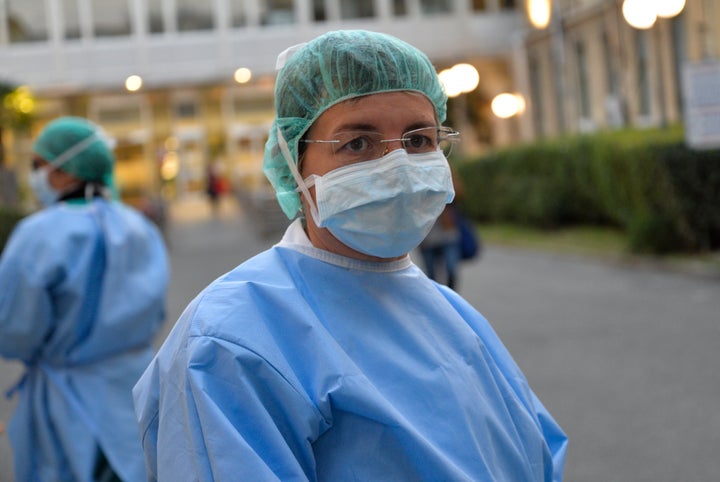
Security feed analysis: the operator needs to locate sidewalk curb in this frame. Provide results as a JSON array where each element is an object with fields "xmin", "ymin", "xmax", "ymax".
[{"xmin": 483, "ymin": 243, "xmax": 720, "ymax": 281}]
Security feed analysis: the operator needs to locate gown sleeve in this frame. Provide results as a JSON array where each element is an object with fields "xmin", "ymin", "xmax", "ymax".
[
  {"xmin": 0, "ymin": 221, "xmax": 56, "ymax": 361},
  {"xmin": 135, "ymin": 300, "xmax": 329, "ymax": 482}
]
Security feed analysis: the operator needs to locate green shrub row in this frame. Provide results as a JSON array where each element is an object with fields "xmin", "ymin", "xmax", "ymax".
[{"xmin": 454, "ymin": 127, "xmax": 720, "ymax": 254}]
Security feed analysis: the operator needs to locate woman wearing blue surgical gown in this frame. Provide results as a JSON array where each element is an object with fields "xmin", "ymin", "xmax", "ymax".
[
  {"xmin": 134, "ymin": 30, "xmax": 567, "ymax": 481},
  {"xmin": 0, "ymin": 117, "xmax": 169, "ymax": 482}
]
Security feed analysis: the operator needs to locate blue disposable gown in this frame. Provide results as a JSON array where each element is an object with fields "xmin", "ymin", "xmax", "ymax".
[
  {"xmin": 0, "ymin": 198, "xmax": 169, "ymax": 482},
  {"xmin": 134, "ymin": 220, "xmax": 567, "ymax": 481}
]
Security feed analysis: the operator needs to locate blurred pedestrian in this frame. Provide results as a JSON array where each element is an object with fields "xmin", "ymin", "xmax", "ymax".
[
  {"xmin": 420, "ymin": 166, "xmax": 480, "ymax": 291},
  {"xmin": 419, "ymin": 203, "xmax": 461, "ymax": 289},
  {"xmin": 205, "ymin": 163, "xmax": 221, "ymax": 216},
  {"xmin": 134, "ymin": 30, "xmax": 566, "ymax": 481},
  {"xmin": 0, "ymin": 116, "xmax": 169, "ymax": 482}
]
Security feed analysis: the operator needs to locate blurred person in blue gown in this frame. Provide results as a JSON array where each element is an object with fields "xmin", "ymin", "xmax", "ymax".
[
  {"xmin": 134, "ymin": 30, "xmax": 567, "ymax": 481},
  {"xmin": 0, "ymin": 116, "xmax": 169, "ymax": 482}
]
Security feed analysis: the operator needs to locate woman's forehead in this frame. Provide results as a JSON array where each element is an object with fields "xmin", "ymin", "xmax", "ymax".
[{"xmin": 309, "ymin": 91, "xmax": 436, "ymax": 135}]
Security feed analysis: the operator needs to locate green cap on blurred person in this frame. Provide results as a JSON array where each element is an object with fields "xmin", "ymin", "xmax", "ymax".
[
  {"xmin": 263, "ymin": 30, "xmax": 448, "ymax": 219},
  {"xmin": 33, "ymin": 116, "xmax": 115, "ymax": 184}
]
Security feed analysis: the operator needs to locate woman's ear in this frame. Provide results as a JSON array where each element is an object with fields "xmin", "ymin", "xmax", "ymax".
[{"xmin": 48, "ymin": 168, "xmax": 82, "ymax": 191}]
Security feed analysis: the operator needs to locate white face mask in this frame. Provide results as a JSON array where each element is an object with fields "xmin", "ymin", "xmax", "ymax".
[
  {"xmin": 28, "ymin": 167, "xmax": 61, "ymax": 207},
  {"xmin": 301, "ymin": 149, "xmax": 455, "ymax": 258}
]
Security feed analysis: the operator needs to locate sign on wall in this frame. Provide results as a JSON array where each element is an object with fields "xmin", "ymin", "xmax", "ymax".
[{"xmin": 683, "ymin": 61, "xmax": 720, "ymax": 150}]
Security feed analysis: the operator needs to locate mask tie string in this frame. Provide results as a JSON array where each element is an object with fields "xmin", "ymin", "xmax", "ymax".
[
  {"xmin": 276, "ymin": 126, "xmax": 321, "ymax": 225},
  {"xmin": 47, "ymin": 132, "xmax": 102, "ymax": 172}
]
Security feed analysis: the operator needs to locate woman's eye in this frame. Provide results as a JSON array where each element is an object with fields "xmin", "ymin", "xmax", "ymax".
[
  {"xmin": 342, "ymin": 136, "xmax": 373, "ymax": 153},
  {"xmin": 406, "ymin": 134, "xmax": 432, "ymax": 150}
]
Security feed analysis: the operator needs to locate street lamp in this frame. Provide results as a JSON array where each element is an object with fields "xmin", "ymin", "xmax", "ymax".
[
  {"xmin": 656, "ymin": 0, "xmax": 687, "ymax": 18},
  {"xmin": 526, "ymin": 0, "xmax": 551, "ymax": 29},
  {"xmin": 438, "ymin": 63, "xmax": 480, "ymax": 99},
  {"xmin": 622, "ymin": 0, "xmax": 686, "ymax": 30},
  {"xmin": 491, "ymin": 93, "xmax": 526, "ymax": 119},
  {"xmin": 125, "ymin": 75, "xmax": 143, "ymax": 92},
  {"xmin": 234, "ymin": 67, "xmax": 252, "ymax": 84}
]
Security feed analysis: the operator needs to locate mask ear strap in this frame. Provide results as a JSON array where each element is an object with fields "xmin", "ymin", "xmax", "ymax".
[{"xmin": 276, "ymin": 126, "xmax": 321, "ymax": 224}]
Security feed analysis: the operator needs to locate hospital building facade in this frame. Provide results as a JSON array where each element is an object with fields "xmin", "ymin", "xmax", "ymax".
[{"xmin": 1, "ymin": 0, "xmax": 718, "ymax": 205}]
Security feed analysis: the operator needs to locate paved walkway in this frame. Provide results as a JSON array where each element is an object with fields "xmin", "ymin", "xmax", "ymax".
[{"xmin": 1, "ymin": 195, "xmax": 719, "ymax": 481}]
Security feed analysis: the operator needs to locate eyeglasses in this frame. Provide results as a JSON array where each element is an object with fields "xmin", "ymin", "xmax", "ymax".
[{"xmin": 301, "ymin": 126, "xmax": 460, "ymax": 164}]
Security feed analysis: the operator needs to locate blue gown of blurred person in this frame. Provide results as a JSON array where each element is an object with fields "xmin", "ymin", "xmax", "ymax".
[{"xmin": 0, "ymin": 117, "xmax": 169, "ymax": 482}]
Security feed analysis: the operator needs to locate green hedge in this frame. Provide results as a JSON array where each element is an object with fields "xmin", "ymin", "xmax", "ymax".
[
  {"xmin": 0, "ymin": 205, "xmax": 25, "ymax": 253},
  {"xmin": 455, "ymin": 127, "xmax": 720, "ymax": 254}
]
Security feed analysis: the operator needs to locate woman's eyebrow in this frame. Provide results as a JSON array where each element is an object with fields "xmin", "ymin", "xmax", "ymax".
[
  {"xmin": 332, "ymin": 123, "xmax": 378, "ymax": 133},
  {"xmin": 404, "ymin": 121, "xmax": 437, "ymax": 132},
  {"xmin": 331, "ymin": 120, "xmax": 436, "ymax": 135}
]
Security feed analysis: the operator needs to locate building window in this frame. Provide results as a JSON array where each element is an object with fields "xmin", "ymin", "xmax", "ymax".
[
  {"xmin": 6, "ymin": 0, "xmax": 48, "ymax": 43},
  {"xmin": 232, "ymin": 96, "xmax": 272, "ymax": 114},
  {"xmin": 575, "ymin": 40, "xmax": 591, "ymax": 119},
  {"xmin": 312, "ymin": 0, "xmax": 327, "ymax": 21},
  {"xmin": 636, "ymin": 30, "xmax": 651, "ymax": 117},
  {"xmin": 671, "ymin": 14, "xmax": 687, "ymax": 117},
  {"xmin": 499, "ymin": 0, "xmax": 516, "ymax": 9},
  {"xmin": 62, "ymin": 0, "xmax": 81, "ymax": 40},
  {"xmin": 93, "ymin": 0, "xmax": 131, "ymax": 37},
  {"xmin": 528, "ymin": 56, "xmax": 544, "ymax": 138},
  {"xmin": 420, "ymin": 0, "xmax": 452, "ymax": 14},
  {"xmin": 471, "ymin": 0, "xmax": 487, "ymax": 12},
  {"xmin": 602, "ymin": 29, "xmax": 625, "ymax": 127},
  {"xmin": 602, "ymin": 30, "xmax": 617, "ymax": 96},
  {"xmin": 174, "ymin": 99, "xmax": 199, "ymax": 119},
  {"xmin": 148, "ymin": 0, "xmax": 164, "ymax": 33},
  {"xmin": 261, "ymin": 0, "xmax": 295, "ymax": 25},
  {"xmin": 340, "ymin": 0, "xmax": 374, "ymax": 19},
  {"xmin": 393, "ymin": 0, "xmax": 408, "ymax": 16},
  {"xmin": 230, "ymin": 0, "xmax": 247, "ymax": 26},
  {"xmin": 177, "ymin": 0, "xmax": 214, "ymax": 31},
  {"xmin": 97, "ymin": 104, "xmax": 143, "ymax": 125}
]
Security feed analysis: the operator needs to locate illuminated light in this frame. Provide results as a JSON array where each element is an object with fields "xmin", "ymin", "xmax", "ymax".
[
  {"xmin": 655, "ymin": 0, "xmax": 685, "ymax": 18},
  {"xmin": 125, "ymin": 75, "xmax": 143, "ymax": 92},
  {"xmin": 18, "ymin": 97, "xmax": 35, "ymax": 114},
  {"xmin": 491, "ymin": 93, "xmax": 526, "ymax": 119},
  {"xmin": 527, "ymin": 0, "xmax": 551, "ymax": 29},
  {"xmin": 438, "ymin": 69, "xmax": 463, "ymax": 98},
  {"xmin": 234, "ymin": 67, "xmax": 252, "ymax": 84},
  {"xmin": 452, "ymin": 64, "xmax": 480, "ymax": 92},
  {"xmin": 622, "ymin": 0, "xmax": 657, "ymax": 29},
  {"xmin": 160, "ymin": 152, "xmax": 180, "ymax": 181},
  {"xmin": 3, "ymin": 85, "xmax": 35, "ymax": 114},
  {"xmin": 438, "ymin": 63, "xmax": 480, "ymax": 98}
]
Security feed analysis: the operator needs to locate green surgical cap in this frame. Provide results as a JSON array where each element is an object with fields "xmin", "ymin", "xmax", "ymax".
[
  {"xmin": 33, "ymin": 116, "xmax": 115, "ymax": 184},
  {"xmin": 263, "ymin": 29, "xmax": 448, "ymax": 219}
]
